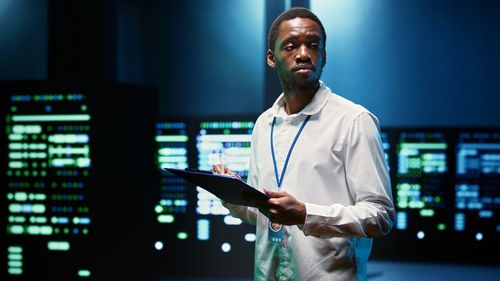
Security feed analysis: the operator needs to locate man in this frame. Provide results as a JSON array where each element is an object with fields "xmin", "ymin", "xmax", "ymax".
[{"xmin": 216, "ymin": 7, "xmax": 395, "ymax": 281}]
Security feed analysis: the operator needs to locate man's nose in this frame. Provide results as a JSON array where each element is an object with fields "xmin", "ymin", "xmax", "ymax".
[{"xmin": 295, "ymin": 45, "xmax": 311, "ymax": 61}]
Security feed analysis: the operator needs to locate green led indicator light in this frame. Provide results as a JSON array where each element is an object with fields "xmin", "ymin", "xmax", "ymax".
[
  {"xmin": 409, "ymin": 201, "xmax": 424, "ymax": 209},
  {"xmin": 9, "ymin": 225, "xmax": 24, "ymax": 235},
  {"xmin": 8, "ymin": 254, "xmax": 23, "ymax": 260},
  {"xmin": 12, "ymin": 114, "xmax": 91, "ymax": 122},
  {"xmin": 8, "ymin": 268, "xmax": 22, "ymax": 275},
  {"xmin": 437, "ymin": 224, "xmax": 446, "ymax": 231},
  {"xmin": 8, "ymin": 261, "xmax": 22, "ymax": 267},
  {"xmin": 177, "ymin": 232, "xmax": 188, "ymax": 240},
  {"xmin": 156, "ymin": 135, "xmax": 188, "ymax": 142},
  {"xmin": 32, "ymin": 204, "xmax": 46, "ymax": 213},
  {"xmin": 400, "ymin": 143, "xmax": 448, "ymax": 150},
  {"xmin": 8, "ymin": 247, "xmax": 23, "ymax": 253},
  {"xmin": 48, "ymin": 241, "xmax": 70, "ymax": 251},
  {"xmin": 397, "ymin": 202, "xmax": 408, "ymax": 209},
  {"xmin": 157, "ymin": 215, "xmax": 174, "ymax": 223},
  {"xmin": 155, "ymin": 205, "xmax": 163, "ymax": 213},
  {"xmin": 420, "ymin": 209, "xmax": 435, "ymax": 217},
  {"xmin": 78, "ymin": 270, "xmax": 91, "ymax": 277}
]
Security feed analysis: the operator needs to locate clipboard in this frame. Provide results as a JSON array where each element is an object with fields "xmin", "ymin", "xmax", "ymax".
[{"xmin": 164, "ymin": 168, "xmax": 269, "ymax": 207}]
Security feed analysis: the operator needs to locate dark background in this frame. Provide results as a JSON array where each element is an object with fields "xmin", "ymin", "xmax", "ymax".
[{"xmin": 1, "ymin": 0, "xmax": 499, "ymax": 125}]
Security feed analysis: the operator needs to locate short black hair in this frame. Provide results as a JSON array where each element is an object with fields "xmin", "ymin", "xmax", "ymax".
[{"xmin": 268, "ymin": 7, "xmax": 326, "ymax": 52}]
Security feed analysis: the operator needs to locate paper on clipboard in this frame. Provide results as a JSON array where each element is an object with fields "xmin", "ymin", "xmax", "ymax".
[{"xmin": 164, "ymin": 168, "xmax": 269, "ymax": 207}]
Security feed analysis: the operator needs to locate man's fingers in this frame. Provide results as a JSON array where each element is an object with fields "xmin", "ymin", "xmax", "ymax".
[
  {"xmin": 265, "ymin": 190, "xmax": 288, "ymax": 198},
  {"xmin": 229, "ymin": 172, "xmax": 242, "ymax": 180},
  {"xmin": 212, "ymin": 164, "xmax": 223, "ymax": 173},
  {"xmin": 264, "ymin": 188, "xmax": 278, "ymax": 196},
  {"xmin": 212, "ymin": 165, "xmax": 241, "ymax": 179},
  {"xmin": 212, "ymin": 164, "xmax": 231, "ymax": 175},
  {"xmin": 268, "ymin": 198, "xmax": 280, "ymax": 205}
]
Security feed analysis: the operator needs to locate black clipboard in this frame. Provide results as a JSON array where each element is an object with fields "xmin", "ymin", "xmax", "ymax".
[{"xmin": 164, "ymin": 168, "xmax": 269, "ymax": 207}]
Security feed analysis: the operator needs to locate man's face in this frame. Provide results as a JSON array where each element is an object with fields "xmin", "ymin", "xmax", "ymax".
[{"xmin": 267, "ymin": 17, "xmax": 326, "ymax": 89}]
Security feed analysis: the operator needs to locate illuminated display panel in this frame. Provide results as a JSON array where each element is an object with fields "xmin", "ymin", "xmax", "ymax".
[
  {"xmin": 1, "ymin": 82, "xmax": 158, "ymax": 281},
  {"xmin": 196, "ymin": 121, "xmax": 253, "ymax": 217},
  {"xmin": 195, "ymin": 121, "xmax": 254, "ymax": 238},
  {"xmin": 3, "ymin": 93, "xmax": 93, "ymax": 279},
  {"xmin": 154, "ymin": 122, "xmax": 189, "ymax": 241},
  {"xmin": 395, "ymin": 131, "xmax": 450, "ymax": 236},
  {"xmin": 155, "ymin": 118, "xmax": 256, "ymax": 278},
  {"xmin": 455, "ymin": 131, "xmax": 500, "ymax": 237},
  {"xmin": 370, "ymin": 129, "xmax": 500, "ymax": 264},
  {"xmin": 194, "ymin": 120, "xmax": 255, "ymax": 272}
]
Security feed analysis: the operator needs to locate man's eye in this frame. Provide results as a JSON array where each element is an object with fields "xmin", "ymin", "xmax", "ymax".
[
  {"xmin": 309, "ymin": 43, "xmax": 319, "ymax": 49},
  {"xmin": 284, "ymin": 45, "xmax": 295, "ymax": 51}
]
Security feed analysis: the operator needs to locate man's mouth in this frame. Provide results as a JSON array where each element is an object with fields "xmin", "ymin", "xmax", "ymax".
[{"xmin": 293, "ymin": 64, "xmax": 315, "ymax": 73}]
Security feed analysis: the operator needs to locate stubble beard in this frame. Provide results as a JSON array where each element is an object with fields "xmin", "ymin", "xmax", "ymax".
[
  {"xmin": 282, "ymin": 70, "xmax": 322, "ymax": 95},
  {"xmin": 289, "ymin": 78, "xmax": 320, "ymax": 93}
]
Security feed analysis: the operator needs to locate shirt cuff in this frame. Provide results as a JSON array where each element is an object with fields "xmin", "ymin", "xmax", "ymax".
[{"xmin": 300, "ymin": 202, "xmax": 330, "ymax": 236}]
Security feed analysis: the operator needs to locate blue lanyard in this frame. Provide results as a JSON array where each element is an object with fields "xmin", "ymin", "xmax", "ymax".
[{"xmin": 270, "ymin": 115, "xmax": 311, "ymax": 188}]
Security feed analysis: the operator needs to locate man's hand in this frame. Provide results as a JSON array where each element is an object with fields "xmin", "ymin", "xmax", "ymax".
[
  {"xmin": 258, "ymin": 189, "xmax": 306, "ymax": 225},
  {"xmin": 212, "ymin": 164, "xmax": 242, "ymax": 180}
]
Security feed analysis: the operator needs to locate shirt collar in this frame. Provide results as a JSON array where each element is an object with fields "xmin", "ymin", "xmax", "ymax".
[{"xmin": 270, "ymin": 80, "xmax": 330, "ymax": 122}]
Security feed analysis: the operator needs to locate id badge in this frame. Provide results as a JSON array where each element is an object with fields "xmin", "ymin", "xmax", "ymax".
[{"xmin": 268, "ymin": 221, "xmax": 283, "ymax": 243}]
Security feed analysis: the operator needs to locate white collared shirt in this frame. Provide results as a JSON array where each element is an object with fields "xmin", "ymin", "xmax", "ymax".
[{"xmin": 224, "ymin": 81, "xmax": 395, "ymax": 281}]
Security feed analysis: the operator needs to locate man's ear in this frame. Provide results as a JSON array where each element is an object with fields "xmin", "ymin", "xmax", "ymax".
[{"xmin": 266, "ymin": 49, "xmax": 276, "ymax": 68}]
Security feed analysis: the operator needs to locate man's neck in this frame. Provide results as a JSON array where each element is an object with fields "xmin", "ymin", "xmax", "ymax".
[{"xmin": 282, "ymin": 83, "xmax": 319, "ymax": 115}]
